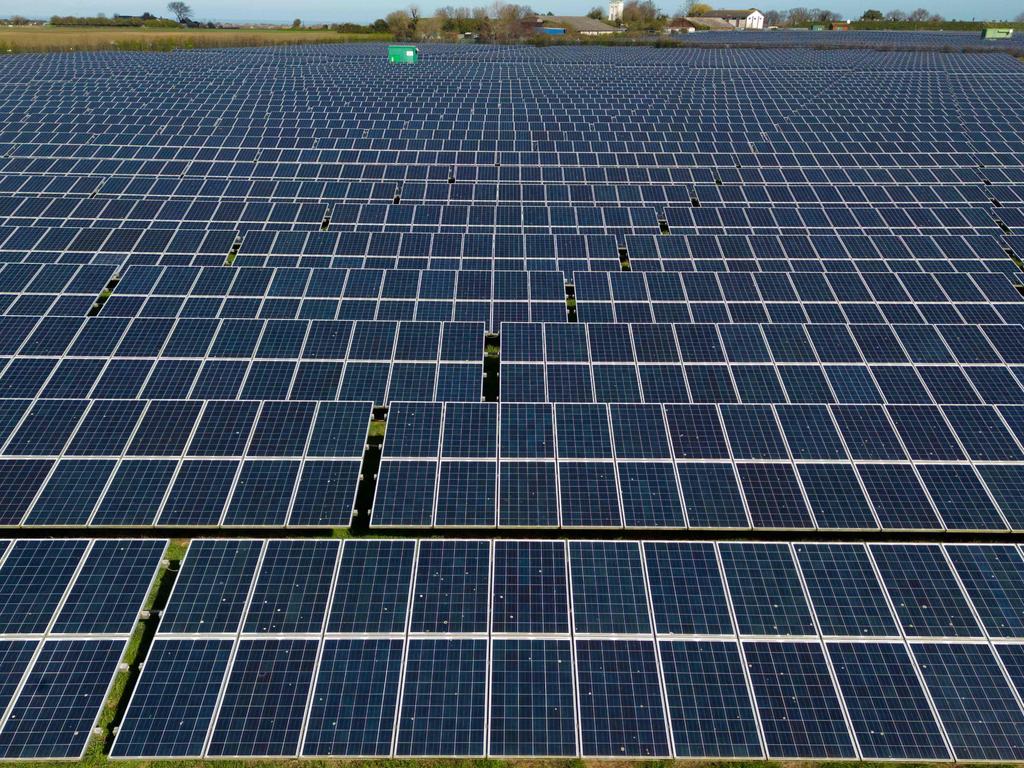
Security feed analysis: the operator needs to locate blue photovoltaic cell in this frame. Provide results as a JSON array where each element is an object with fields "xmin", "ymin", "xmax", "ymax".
[
  {"xmin": 676, "ymin": 463, "xmax": 749, "ymax": 528},
  {"xmin": 372, "ymin": 460, "xmax": 437, "ymax": 527},
  {"xmin": 410, "ymin": 540, "xmax": 490, "ymax": 633},
  {"xmin": 828, "ymin": 642, "xmax": 949, "ymax": 760},
  {"xmin": 0, "ymin": 639, "xmax": 126, "ymax": 759},
  {"xmin": 491, "ymin": 540, "xmax": 568, "ymax": 634},
  {"xmin": 52, "ymin": 539, "xmax": 166, "ymax": 635},
  {"xmin": 744, "ymin": 640, "xmax": 856, "ymax": 759},
  {"xmin": 396, "ymin": 638, "xmax": 487, "ymax": 757},
  {"xmin": 569, "ymin": 541, "xmax": 651, "ymax": 634},
  {"xmin": 575, "ymin": 639, "xmax": 670, "ymax": 757},
  {"xmin": 208, "ymin": 639, "xmax": 319, "ymax": 757},
  {"xmin": 498, "ymin": 461, "xmax": 558, "ymax": 527},
  {"xmin": 303, "ymin": 638, "xmax": 403, "ymax": 757},
  {"xmin": 0, "ymin": 539, "xmax": 87, "ymax": 634},
  {"xmin": 794, "ymin": 544, "xmax": 898, "ymax": 637},
  {"xmin": 328, "ymin": 539, "xmax": 414, "ymax": 634},
  {"xmin": 243, "ymin": 540, "xmax": 338, "ymax": 634},
  {"xmin": 112, "ymin": 639, "xmax": 233, "ymax": 758},
  {"xmin": 643, "ymin": 542, "xmax": 732, "ymax": 635},
  {"xmin": 720, "ymin": 543, "xmax": 815, "ymax": 636},
  {"xmin": 558, "ymin": 461, "xmax": 621, "ymax": 527},
  {"xmin": 0, "ymin": 640, "xmax": 37, "ymax": 721},
  {"xmin": 912, "ymin": 642, "xmax": 1024, "ymax": 761},
  {"xmin": 659, "ymin": 640, "xmax": 761, "ymax": 757},
  {"xmin": 384, "ymin": 402, "xmax": 442, "ymax": 458},
  {"xmin": 945, "ymin": 544, "xmax": 1024, "ymax": 637},
  {"xmin": 871, "ymin": 545, "xmax": 982, "ymax": 637},
  {"xmin": 489, "ymin": 639, "xmax": 576, "ymax": 756},
  {"xmin": 159, "ymin": 540, "xmax": 262, "ymax": 634}
]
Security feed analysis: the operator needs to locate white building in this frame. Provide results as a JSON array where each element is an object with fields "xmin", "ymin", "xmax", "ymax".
[
  {"xmin": 708, "ymin": 8, "xmax": 764, "ymax": 28},
  {"xmin": 608, "ymin": 0, "xmax": 623, "ymax": 22}
]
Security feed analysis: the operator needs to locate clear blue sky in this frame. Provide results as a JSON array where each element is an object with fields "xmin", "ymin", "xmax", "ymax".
[{"xmin": 23, "ymin": 0, "xmax": 1020, "ymax": 25}]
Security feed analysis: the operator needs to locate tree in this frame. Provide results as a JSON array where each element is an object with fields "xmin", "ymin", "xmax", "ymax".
[
  {"xmin": 291, "ymin": 17, "xmax": 301, "ymax": 27},
  {"xmin": 785, "ymin": 6, "xmax": 812, "ymax": 23},
  {"xmin": 907, "ymin": 7, "xmax": 928, "ymax": 20},
  {"xmin": 682, "ymin": 0, "xmax": 711, "ymax": 13},
  {"xmin": 386, "ymin": 9, "xmax": 415, "ymax": 38},
  {"xmin": 886, "ymin": 8, "xmax": 907, "ymax": 19},
  {"xmin": 167, "ymin": 1, "xmax": 192, "ymax": 22},
  {"xmin": 762, "ymin": 8, "xmax": 783, "ymax": 24},
  {"xmin": 1015, "ymin": 10, "xmax": 1024, "ymax": 21},
  {"xmin": 587, "ymin": 6, "xmax": 604, "ymax": 18},
  {"xmin": 621, "ymin": 0, "xmax": 660, "ymax": 27},
  {"xmin": 9, "ymin": 14, "xmax": 29, "ymax": 24},
  {"xmin": 861, "ymin": 8, "xmax": 883, "ymax": 18}
]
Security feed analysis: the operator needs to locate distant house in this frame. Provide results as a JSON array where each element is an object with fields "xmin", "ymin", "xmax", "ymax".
[
  {"xmin": 532, "ymin": 15, "xmax": 618, "ymax": 35},
  {"xmin": 705, "ymin": 8, "xmax": 764, "ymax": 29}
]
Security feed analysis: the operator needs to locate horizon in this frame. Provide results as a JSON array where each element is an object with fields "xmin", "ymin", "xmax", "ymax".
[{"xmin": 8, "ymin": 0, "xmax": 1018, "ymax": 26}]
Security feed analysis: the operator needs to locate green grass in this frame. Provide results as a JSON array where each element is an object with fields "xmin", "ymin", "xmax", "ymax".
[
  {"xmin": 368, "ymin": 419, "xmax": 387, "ymax": 438},
  {"xmin": 485, "ymin": 344, "xmax": 500, "ymax": 358}
]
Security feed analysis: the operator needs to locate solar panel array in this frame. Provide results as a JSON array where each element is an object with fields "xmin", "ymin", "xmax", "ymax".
[
  {"xmin": 0, "ymin": 538, "xmax": 166, "ymax": 759},
  {"xmin": 372, "ymin": 400, "xmax": 1024, "ymax": 530},
  {"xmin": 3, "ymin": 38, "xmax": 1024, "ymax": 761},
  {"xmin": 1, "ymin": 43, "xmax": 1024, "ymax": 531},
  {"xmin": 109, "ymin": 538, "xmax": 1024, "ymax": 759}
]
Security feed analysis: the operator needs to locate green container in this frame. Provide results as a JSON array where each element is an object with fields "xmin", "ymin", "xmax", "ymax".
[
  {"xmin": 811, "ymin": 24, "xmax": 825, "ymax": 31},
  {"xmin": 982, "ymin": 28, "xmax": 1013, "ymax": 39},
  {"xmin": 388, "ymin": 45, "xmax": 419, "ymax": 63}
]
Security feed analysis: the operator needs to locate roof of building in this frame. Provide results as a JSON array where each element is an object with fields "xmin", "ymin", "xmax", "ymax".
[
  {"xmin": 538, "ymin": 15, "xmax": 617, "ymax": 32},
  {"xmin": 687, "ymin": 15, "xmax": 736, "ymax": 29},
  {"xmin": 708, "ymin": 8, "xmax": 761, "ymax": 18}
]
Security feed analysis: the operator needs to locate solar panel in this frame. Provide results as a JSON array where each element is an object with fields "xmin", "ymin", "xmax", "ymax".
[
  {"xmin": 660, "ymin": 639, "xmax": 761, "ymax": 757},
  {"xmin": 569, "ymin": 541, "xmax": 651, "ymax": 634},
  {"xmin": 489, "ymin": 639, "xmax": 576, "ymax": 756},
  {"xmin": 207, "ymin": 638, "xmax": 319, "ymax": 757},
  {"xmin": 575, "ymin": 639, "xmax": 670, "ymax": 757},
  {"xmin": 743, "ymin": 640, "xmax": 856, "ymax": 759},
  {"xmin": 395, "ymin": 638, "xmax": 487, "ymax": 756},
  {"xmin": 0, "ymin": 639, "xmax": 126, "ymax": 759},
  {"xmin": 112, "ymin": 639, "xmax": 233, "ymax": 758},
  {"xmin": 828, "ymin": 641, "xmax": 949, "ymax": 760},
  {"xmin": 303, "ymin": 638, "xmax": 403, "ymax": 756},
  {"xmin": 912, "ymin": 642, "xmax": 1024, "ymax": 761}
]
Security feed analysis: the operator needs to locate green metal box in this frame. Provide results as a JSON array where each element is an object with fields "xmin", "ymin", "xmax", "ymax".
[
  {"xmin": 982, "ymin": 28, "xmax": 1013, "ymax": 39},
  {"xmin": 388, "ymin": 45, "xmax": 419, "ymax": 63}
]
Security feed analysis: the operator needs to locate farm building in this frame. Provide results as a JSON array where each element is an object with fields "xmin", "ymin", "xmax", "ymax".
[
  {"xmin": 531, "ymin": 15, "xmax": 618, "ymax": 35},
  {"xmin": 705, "ymin": 8, "xmax": 765, "ymax": 28}
]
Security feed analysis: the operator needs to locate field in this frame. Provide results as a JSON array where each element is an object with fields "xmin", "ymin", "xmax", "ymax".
[{"xmin": 0, "ymin": 26, "xmax": 390, "ymax": 53}]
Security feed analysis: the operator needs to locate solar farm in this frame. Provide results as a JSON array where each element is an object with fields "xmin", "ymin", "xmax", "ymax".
[{"xmin": 1, "ymin": 37, "xmax": 1024, "ymax": 762}]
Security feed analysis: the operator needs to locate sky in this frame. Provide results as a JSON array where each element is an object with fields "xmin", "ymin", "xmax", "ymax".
[{"xmin": 20, "ymin": 0, "xmax": 1018, "ymax": 25}]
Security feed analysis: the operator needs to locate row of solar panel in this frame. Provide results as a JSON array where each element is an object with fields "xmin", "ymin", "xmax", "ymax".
[
  {"xmin": 113, "ymin": 634, "xmax": 1024, "ymax": 760},
  {"xmin": 506, "ymin": 321, "xmax": 1024, "ymax": 365},
  {"xmin": 152, "ymin": 539, "xmax": 1024, "ymax": 639},
  {"xmin": 105, "ymin": 537, "xmax": 1024, "ymax": 759},
  {"xmin": 0, "ymin": 225, "xmax": 1015, "ymax": 270},
  {"xmin": 372, "ymin": 401, "xmax": 1024, "ymax": 529},
  {"xmin": 4, "ymin": 173, "xmax": 1019, "ymax": 208},
  {"xmin": 104, "ymin": 262, "xmax": 1017, "ymax": 309},
  {"xmin": 0, "ymin": 401, "xmax": 372, "ymax": 527},
  {"xmin": 0, "ymin": 317, "xmax": 483, "ymax": 361}
]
